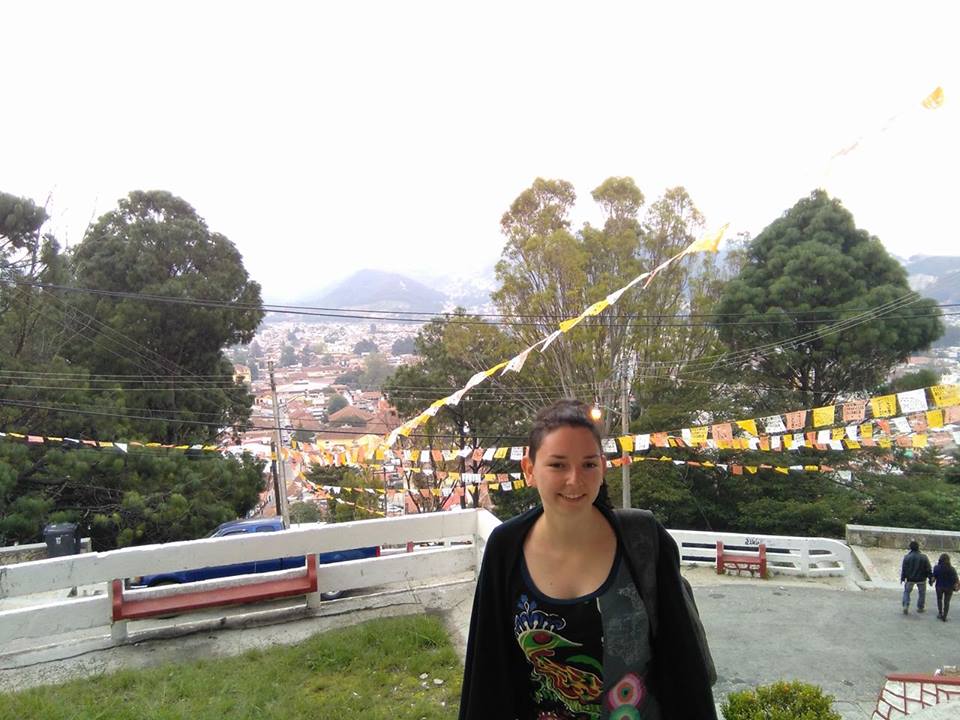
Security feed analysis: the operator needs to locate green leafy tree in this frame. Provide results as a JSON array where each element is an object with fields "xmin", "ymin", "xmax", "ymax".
[
  {"xmin": 289, "ymin": 501, "xmax": 321, "ymax": 523},
  {"xmin": 391, "ymin": 336, "xmax": 416, "ymax": 355},
  {"xmin": 0, "ymin": 443, "xmax": 266, "ymax": 548},
  {"xmin": 382, "ymin": 310, "xmax": 530, "ymax": 514},
  {"xmin": 327, "ymin": 394, "xmax": 349, "ymax": 415},
  {"xmin": 279, "ymin": 344, "xmax": 298, "ymax": 367},
  {"xmin": 0, "ymin": 191, "xmax": 268, "ymax": 550},
  {"xmin": 305, "ymin": 464, "xmax": 382, "ymax": 522},
  {"xmin": 66, "ymin": 190, "xmax": 264, "ymax": 443},
  {"xmin": 880, "ymin": 369, "xmax": 940, "ymax": 394},
  {"xmin": 359, "ymin": 352, "xmax": 393, "ymax": 390},
  {"xmin": 492, "ymin": 178, "xmax": 729, "ymax": 434},
  {"xmin": 715, "ymin": 190, "xmax": 943, "ymax": 408},
  {"xmin": 292, "ymin": 423, "xmax": 315, "ymax": 444},
  {"xmin": 335, "ymin": 369, "xmax": 362, "ymax": 387},
  {"xmin": 353, "ymin": 339, "xmax": 378, "ymax": 354}
]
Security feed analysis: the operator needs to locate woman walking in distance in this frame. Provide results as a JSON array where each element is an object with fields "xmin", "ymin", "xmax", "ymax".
[
  {"xmin": 931, "ymin": 554, "xmax": 959, "ymax": 622},
  {"xmin": 458, "ymin": 399, "xmax": 716, "ymax": 720}
]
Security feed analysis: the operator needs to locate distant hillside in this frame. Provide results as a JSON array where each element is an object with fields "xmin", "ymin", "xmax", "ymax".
[
  {"xmin": 306, "ymin": 269, "xmax": 448, "ymax": 314},
  {"xmin": 902, "ymin": 255, "xmax": 960, "ymax": 278},
  {"xmin": 903, "ymin": 255, "xmax": 960, "ymax": 304}
]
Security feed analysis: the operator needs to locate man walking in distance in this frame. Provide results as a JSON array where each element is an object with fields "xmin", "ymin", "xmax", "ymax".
[{"xmin": 901, "ymin": 540, "xmax": 933, "ymax": 614}]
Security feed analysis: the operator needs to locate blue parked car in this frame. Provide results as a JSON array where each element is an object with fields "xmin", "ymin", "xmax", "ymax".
[{"xmin": 132, "ymin": 518, "xmax": 380, "ymax": 600}]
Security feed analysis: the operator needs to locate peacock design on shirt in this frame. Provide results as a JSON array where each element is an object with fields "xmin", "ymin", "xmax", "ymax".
[{"xmin": 515, "ymin": 595, "xmax": 604, "ymax": 716}]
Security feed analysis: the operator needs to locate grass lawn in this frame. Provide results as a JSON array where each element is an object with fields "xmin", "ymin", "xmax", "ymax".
[{"xmin": 0, "ymin": 614, "xmax": 463, "ymax": 720}]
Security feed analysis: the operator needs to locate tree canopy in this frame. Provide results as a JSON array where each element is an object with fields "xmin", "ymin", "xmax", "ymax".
[
  {"xmin": 0, "ymin": 190, "xmax": 266, "ymax": 549},
  {"xmin": 66, "ymin": 190, "xmax": 265, "ymax": 444},
  {"xmin": 715, "ymin": 190, "xmax": 943, "ymax": 408},
  {"xmin": 492, "ymin": 177, "xmax": 732, "ymax": 434}
]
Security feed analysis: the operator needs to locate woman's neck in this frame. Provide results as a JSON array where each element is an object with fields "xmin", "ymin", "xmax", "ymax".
[{"xmin": 535, "ymin": 505, "xmax": 610, "ymax": 551}]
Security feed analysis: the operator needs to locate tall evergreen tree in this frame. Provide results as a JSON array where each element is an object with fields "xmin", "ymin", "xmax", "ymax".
[{"xmin": 715, "ymin": 190, "xmax": 942, "ymax": 408}]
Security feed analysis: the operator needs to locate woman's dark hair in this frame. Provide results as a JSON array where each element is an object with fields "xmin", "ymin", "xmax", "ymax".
[
  {"xmin": 527, "ymin": 399, "xmax": 613, "ymax": 511},
  {"xmin": 939, "ymin": 553, "xmax": 951, "ymax": 567}
]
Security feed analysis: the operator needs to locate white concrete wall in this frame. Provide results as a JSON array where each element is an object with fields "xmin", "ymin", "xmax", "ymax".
[
  {"xmin": 0, "ymin": 509, "xmax": 854, "ymax": 651},
  {"xmin": 670, "ymin": 529, "xmax": 853, "ymax": 577},
  {"xmin": 0, "ymin": 511, "xmax": 487, "ymax": 647}
]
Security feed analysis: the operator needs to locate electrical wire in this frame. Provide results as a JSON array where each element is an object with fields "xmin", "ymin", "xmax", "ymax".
[{"xmin": 4, "ymin": 278, "xmax": 953, "ymax": 326}]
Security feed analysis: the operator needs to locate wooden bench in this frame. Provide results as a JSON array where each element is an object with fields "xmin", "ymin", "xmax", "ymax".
[
  {"xmin": 716, "ymin": 541, "xmax": 767, "ymax": 578},
  {"xmin": 111, "ymin": 554, "xmax": 318, "ymax": 621}
]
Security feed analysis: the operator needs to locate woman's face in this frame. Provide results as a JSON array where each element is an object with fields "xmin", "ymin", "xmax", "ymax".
[{"xmin": 522, "ymin": 425, "xmax": 605, "ymax": 516}]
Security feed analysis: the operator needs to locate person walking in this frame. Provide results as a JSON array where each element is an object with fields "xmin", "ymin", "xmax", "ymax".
[
  {"xmin": 931, "ymin": 554, "xmax": 959, "ymax": 622},
  {"xmin": 901, "ymin": 540, "xmax": 933, "ymax": 614}
]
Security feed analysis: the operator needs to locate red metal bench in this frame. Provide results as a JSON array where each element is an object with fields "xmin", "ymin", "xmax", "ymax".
[
  {"xmin": 716, "ymin": 541, "xmax": 767, "ymax": 578},
  {"xmin": 112, "ymin": 554, "xmax": 318, "ymax": 621}
]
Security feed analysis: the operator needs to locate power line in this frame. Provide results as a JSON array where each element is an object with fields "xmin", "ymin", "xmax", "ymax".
[
  {"xmin": 5, "ymin": 278, "xmax": 954, "ymax": 326},
  {"xmin": 0, "ymin": 398, "xmax": 525, "ymax": 441}
]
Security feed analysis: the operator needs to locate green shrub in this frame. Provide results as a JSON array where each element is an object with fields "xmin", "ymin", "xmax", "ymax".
[{"xmin": 722, "ymin": 680, "xmax": 841, "ymax": 720}]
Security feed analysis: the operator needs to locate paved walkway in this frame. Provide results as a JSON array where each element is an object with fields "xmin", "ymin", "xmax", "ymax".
[{"xmin": 693, "ymin": 576, "xmax": 959, "ymax": 719}]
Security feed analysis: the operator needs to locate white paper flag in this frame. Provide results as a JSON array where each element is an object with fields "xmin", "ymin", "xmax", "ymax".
[
  {"xmin": 509, "ymin": 446, "xmax": 525, "ymax": 460},
  {"xmin": 845, "ymin": 425, "xmax": 859, "ymax": 440},
  {"xmin": 897, "ymin": 389, "xmax": 928, "ymax": 414},
  {"xmin": 761, "ymin": 415, "xmax": 787, "ymax": 434},
  {"xmin": 817, "ymin": 430, "xmax": 831, "ymax": 444},
  {"xmin": 635, "ymin": 434, "xmax": 650, "ymax": 451},
  {"xmin": 829, "ymin": 440, "xmax": 843, "ymax": 451},
  {"xmin": 891, "ymin": 417, "xmax": 911, "ymax": 434},
  {"xmin": 540, "ymin": 330, "xmax": 563, "ymax": 352}
]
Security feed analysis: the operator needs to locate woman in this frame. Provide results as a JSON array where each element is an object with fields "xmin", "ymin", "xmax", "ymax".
[
  {"xmin": 931, "ymin": 554, "xmax": 959, "ymax": 622},
  {"xmin": 458, "ymin": 399, "xmax": 716, "ymax": 720}
]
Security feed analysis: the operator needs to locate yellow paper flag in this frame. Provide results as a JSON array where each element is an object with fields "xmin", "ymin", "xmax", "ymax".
[
  {"xmin": 736, "ymin": 419, "xmax": 758, "ymax": 437},
  {"xmin": 682, "ymin": 223, "xmax": 729, "ymax": 255},
  {"xmin": 870, "ymin": 394, "xmax": 897, "ymax": 418},
  {"xmin": 813, "ymin": 405, "xmax": 836, "ymax": 428},
  {"xmin": 930, "ymin": 385, "xmax": 959, "ymax": 408},
  {"xmin": 559, "ymin": 315, "xmax": 584, "ymax": 333},
  {"xmin": 584, "ymin": 299, "xmax": 610, "ymax": 316},
  {"xmin": 922, "ymin": 86, "xmax": 945, "ymax": 110}
]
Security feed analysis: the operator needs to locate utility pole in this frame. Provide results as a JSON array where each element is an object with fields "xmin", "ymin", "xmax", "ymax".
[
  {"xmin": 621, "ymin": 372, "xmax": 631, "ymax": 509},
  {"xmin": 269, "ymin": 361, "xmax": 291, "ymax": 528},
  {"xmin": 269, "ymin": 438, "xmax": 282, "ymax": 518}
]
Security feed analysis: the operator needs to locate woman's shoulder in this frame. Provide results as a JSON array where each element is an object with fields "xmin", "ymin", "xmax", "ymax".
[{"xmin": 486, "ymin": 505, "xmax": 542, "ymax": 546}]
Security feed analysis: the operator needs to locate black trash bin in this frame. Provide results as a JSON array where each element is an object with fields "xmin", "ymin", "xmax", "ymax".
[{"xmin": 43, "ymin": 522, "xmax": 82, "ymax": 557}]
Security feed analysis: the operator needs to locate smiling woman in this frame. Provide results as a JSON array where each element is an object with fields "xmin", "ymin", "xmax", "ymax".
[{"xmin": 458, "ymin": 399, "xmax": 717, "ymax": 720}]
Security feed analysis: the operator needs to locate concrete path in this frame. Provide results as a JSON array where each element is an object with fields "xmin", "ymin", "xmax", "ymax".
[{"xmin": 695, "ymin": 578, "xmax": 960, "ymax": 719}]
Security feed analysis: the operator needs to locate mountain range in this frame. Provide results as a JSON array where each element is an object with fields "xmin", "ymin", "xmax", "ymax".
[
  {"xmin": 902, "ymin": 255, "xmax": 960, "ymax": 304},
  {"xmin": 270, "ymin": 255, "xmax": 957, "ymax": 322}
]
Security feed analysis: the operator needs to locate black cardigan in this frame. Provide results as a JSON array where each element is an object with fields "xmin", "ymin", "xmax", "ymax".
[{"xmin": 458, "ymin": 505, "xmax": 717, "ymax": 719}]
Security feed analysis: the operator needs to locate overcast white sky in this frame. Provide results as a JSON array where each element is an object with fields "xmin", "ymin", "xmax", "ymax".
[{"xmin": 3, "ymin": 1, "xmax": 957, "ymax": 302}]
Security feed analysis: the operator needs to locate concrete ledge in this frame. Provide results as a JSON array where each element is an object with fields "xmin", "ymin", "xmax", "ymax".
[
  {"xmin": 0, "ymin": 539, "xmax": 92, "ymax": 566},
  {"xmin": 846, "ymin": 525, "xmax": 960, "ymax": 551},
  {"xmin": 849, "ymin": 545, "xmax": 879, "ymax": 582}
]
